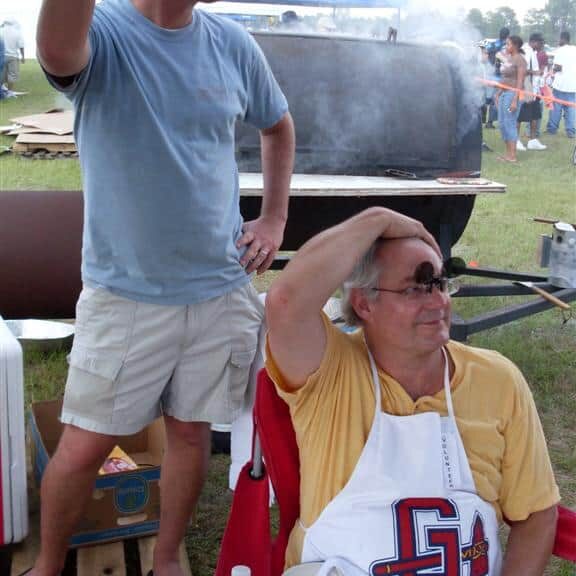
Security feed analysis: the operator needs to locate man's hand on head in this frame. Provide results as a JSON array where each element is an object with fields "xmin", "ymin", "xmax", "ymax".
[
  {"xmin": 377, "ymin": 208, "xmax": 441, "ymax": 257},
  {"xmin": 237, "ymin": 215, "xmax": 286, "ymax": 274}
]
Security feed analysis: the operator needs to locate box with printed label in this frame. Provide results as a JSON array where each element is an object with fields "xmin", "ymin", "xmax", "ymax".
[{"xmin": 29, "ymin": 399, "xmax": 164, "ymax": 547}]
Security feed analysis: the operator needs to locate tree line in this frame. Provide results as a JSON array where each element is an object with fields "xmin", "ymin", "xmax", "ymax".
[{"xmin": 466, "ymin": 0, "xmax": 575, "ymax": 43}]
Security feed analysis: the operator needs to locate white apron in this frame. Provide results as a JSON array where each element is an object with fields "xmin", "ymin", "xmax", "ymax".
[{"xmin": 297, "ymin": 348, "xmax": 502, "ymax": 576}]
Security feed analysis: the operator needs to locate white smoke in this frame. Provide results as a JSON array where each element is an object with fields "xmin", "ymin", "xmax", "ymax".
[{"xmin": 395, "ymin": 3, "xmax": 485, "ymax": 141}]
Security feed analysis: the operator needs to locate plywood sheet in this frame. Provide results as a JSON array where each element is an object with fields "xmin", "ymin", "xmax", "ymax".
[
  {"xmin": 239, "ymin": 173, "xmax": 507, "ymax": 197},
  {"xmin": 77, "ymin": 542, "xmax": 126, "ymax": 576}
]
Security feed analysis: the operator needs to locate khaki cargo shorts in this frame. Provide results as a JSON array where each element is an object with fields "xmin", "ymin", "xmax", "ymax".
[{"xmin": 61, "ymin": 283, "xmax": 264, "ymax": 435}]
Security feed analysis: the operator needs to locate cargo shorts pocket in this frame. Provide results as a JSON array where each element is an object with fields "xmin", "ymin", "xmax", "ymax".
[
  {"xmin": 63, "ymin": 347, "xmax": 124, "ymax": 421},
  {"xmin": 228, "ymin": 348, "xmax": 257, "ymax": 413}
]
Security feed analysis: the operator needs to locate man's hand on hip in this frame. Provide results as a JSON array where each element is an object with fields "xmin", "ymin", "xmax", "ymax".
[{"xmin": 237, "ymin": 215, "xmax": 285, "ymax": 274}]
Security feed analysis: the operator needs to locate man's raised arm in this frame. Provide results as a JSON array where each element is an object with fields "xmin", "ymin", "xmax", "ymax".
[
  {"xmin": 37, "ymin": 0, "xmax": 95, "ymax": 77},
  {"xmin": 266, "ymin": 207, "xmax": 439, "ymax": 390}
]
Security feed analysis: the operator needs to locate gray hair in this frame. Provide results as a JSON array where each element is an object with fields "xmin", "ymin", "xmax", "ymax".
[{"xmin": 341, "ymin": 240, "xmax": 384, "ymax": 326}]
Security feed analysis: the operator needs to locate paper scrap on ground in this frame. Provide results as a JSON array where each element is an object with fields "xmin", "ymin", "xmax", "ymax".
[{"xmin": 0, "ymin": 124, "xmax": 20, "ymax": 134}]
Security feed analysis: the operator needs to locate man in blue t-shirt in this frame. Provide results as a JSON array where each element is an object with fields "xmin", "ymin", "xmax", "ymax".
[{"xmin": 34, "ymin": 1, "xmax": 294, "ymax": 575}]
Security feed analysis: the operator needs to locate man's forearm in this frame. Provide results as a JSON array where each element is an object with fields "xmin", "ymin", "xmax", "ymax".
[
  {"xmin": 259, "ymin": 111, "xmax": 295, "ymax": 225},
  {"xmin": 37, "ymin": 0, "xmax": 95, "ymax": 76},
  {"xmin": 502, "ymin": 506, "xmax": 557, "ymax": 575}
]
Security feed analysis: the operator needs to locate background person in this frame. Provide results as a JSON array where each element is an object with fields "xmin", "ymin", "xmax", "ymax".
[
  {"xmin": 517, "ymin": 32, "xmax": 547, "ymax": 151},
  {"xmin": 0, "ymin": 19, "xmax": 25, "ymax": 92},
  {"xmin": 495, "ymin": 35, "xmax": 526, "ymax": 162},
  {"xmin": 266, "ymin": 207, "xmax": 559, "ymax": 575},
  {"xmin": 533, "ymin": 34, "xmax": 549, "ymax": 138},
  {"xmin": 479, "ymin": 43, "xmax": 496, "ymax": 136},
  {"xmin": 34, "ymin": 1, "xmax": 295, "ymax": 575},
  {"xmin": 0, "ymin": 34, "xmax": 5, "ymax": 99},
  {"xmin": 485, "ymin": 27, "xmax": 510, "ymax": 129},
  {"xmin": 280, "ymin": 10, "xmax": 300, "ymax": 29},
  {"xmin": 546, "ymin": 31, "xmax": 576, "ymax": 139}
]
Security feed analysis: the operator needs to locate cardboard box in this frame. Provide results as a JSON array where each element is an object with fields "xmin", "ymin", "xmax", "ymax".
[{"xmin": 29, "ymin": 399, "xmax": 164, "ymax": 547}]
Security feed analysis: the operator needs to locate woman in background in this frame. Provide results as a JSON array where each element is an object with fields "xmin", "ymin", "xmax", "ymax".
[{"xmin": 495, "ymin": 36, "xmax": 526, "ymax": 162}]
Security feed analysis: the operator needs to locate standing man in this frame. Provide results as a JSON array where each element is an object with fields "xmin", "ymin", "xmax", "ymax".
[
  {"xmin": 517, "ymin": 32, "xmax": 547, "ymax": 151},
  {"xmin": 0, "ymin": 19, "xmax": 24, "ymax": 92},
  {"xmin": 546, "ymin": 31, "xmax": 576, "ymax": 139},
  {"xmin": 35, "ymin": 1, "xmax": 295, "ymax": 575},
  {"xmin": 534, "ymin": 34, "xmax": 549, "ymax": 138}
]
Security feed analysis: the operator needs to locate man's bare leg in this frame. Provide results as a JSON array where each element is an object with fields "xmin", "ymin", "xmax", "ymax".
[
  {"xmin": 30, "ymin": 425, "xmax": 117, "ymax": 576},
  {"xmin": 153, "ymin": 417, "xmax": 211, "ymax": 576}
]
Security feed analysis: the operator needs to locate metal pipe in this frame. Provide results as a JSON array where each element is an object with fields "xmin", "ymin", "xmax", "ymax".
[
  {"xmin": 250, "ymin": 432, "xmax": 264, "ymax": 480},
  {"xmin": 454, "ymin": 282, "xmax": 566, "ymax": 297}
]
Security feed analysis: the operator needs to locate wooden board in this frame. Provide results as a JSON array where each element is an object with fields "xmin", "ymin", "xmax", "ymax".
[
  {"xmin": 239, "ymin": 173, "xmax": 506, "ymax": 197},
  {"xmin": 10, "ymin": 534, "xmax": 193, "ymax": 575},
  {"xmin": 9, "ymin": 521, "xmax": 39, "ymax": 576},
  {"xmin": 12, "ymin": 142, "xmax": 77, "ymax": 154},
  {"xmin": 136, "ymin": 537, "xmax": 192, "ymax": 576},
  {"xmin": 137, "ymin": 537, "xmax": 156, "ymax": 575},
  {"xmin": 77, "ymin": 542, "xmax": 126, "ymax": 576}
]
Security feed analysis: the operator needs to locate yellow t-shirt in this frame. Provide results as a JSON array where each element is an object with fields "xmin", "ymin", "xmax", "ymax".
[{"xmin": 265, "ymin": 314, "xmax": 560, "ymax": 569}]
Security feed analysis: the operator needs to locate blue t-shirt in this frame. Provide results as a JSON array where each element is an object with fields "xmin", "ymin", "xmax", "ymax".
[{"xmin": 47, "ymin": 0, "xmax": 288, "ymax": 304}]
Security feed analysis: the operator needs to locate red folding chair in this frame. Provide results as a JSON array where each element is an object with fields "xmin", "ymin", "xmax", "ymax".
[
  {"xmin": 554, "ymin": 505, "xmax": 576, "ymax": 562},
  {"xmin": 216, "ymin": 369, "xmax": 300, "ymax": 576},
  {"xmin": 216, "ymin": 369, "xmax": 576, "ymax": 575}
]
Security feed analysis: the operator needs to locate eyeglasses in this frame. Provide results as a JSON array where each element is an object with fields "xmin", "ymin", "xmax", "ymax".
[{"xmin": 372, "ymin": 276, "xmax": 460, "ymax": 300}]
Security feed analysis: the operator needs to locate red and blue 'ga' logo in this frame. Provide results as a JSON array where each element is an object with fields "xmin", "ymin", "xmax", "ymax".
[{"xmin": 370, "ymin": 498, "xmax": 489, "ymax": 576}]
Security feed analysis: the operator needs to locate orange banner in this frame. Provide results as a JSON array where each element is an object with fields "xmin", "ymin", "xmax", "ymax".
[{"xmin": 478, "ymin": 77, "xmax": 576, "ymax": 108}]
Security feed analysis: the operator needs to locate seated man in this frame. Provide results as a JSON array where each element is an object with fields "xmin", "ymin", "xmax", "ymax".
[{"xmin": 265, "ymin": 207, "xmax": 559, "ymax": 576}]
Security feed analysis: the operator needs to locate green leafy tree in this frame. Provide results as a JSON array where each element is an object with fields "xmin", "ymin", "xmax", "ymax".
[
  {"xmin": 466, "ymin": 8, "xmax": 487, "ymax": 36},
  {"xmin": 544, "ymin": 0, "xmax": 576, "ymax": 40},
  {"xmin": 486, "ymin": 6, "xmax": 520, "ymax": 37},
  {"xmin": 523, "ymin": 8, "xmax": 553, "ymax": 41}
]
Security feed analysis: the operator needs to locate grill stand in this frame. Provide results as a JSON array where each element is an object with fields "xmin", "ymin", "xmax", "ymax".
[{"xmin": 449, "ymin": 266, "xmax": 576, "ymax": 341}]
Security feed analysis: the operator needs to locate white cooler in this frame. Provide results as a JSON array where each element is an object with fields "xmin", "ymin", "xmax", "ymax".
[{"xmin": 0, "ymin": 316, "xmax": 28, "ymax": 545}]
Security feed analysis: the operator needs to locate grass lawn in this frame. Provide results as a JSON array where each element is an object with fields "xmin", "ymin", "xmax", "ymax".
[{"xmin": 2, "ymin": 61, "xmax": 575, "ymax": 575}]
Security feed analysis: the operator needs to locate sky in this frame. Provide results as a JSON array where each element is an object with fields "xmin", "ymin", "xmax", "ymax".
[{"xmin": 0, "ymin": 0, "xmax": 548, "ymax": 58}]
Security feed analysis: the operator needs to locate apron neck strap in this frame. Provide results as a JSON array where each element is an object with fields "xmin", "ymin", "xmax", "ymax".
[
  {"xmin": 441, "ymin": 347, "xmax": 455, "ymax": 419},
  {"xmin": 366, "ymin": 345, "xmax": 454, "ymax": 418},
  {"xmin": 366, "ymin": 346, "xmax": 382, "ymax": 415}
]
